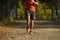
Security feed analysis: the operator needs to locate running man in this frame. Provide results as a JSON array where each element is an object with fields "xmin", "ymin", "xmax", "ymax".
[{"xmin": 24, "ymin": 0, "xmax": 39, "ymax": 34}]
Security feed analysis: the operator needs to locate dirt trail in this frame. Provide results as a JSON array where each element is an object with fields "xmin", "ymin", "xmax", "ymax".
[{"xmin": 0, "ymin": 26, "xmax": 60, "ymax": 40}]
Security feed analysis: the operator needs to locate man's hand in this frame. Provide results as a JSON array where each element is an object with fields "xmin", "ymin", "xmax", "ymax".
[
  {"xmin": 36, "ymin": 2, "xmax": 39, "ymax": 5},
  {"xmin": 34, "ymin": 2, "xmax": 39, "ymax": 5},
  {"xmin": 32, "ymin": 0, "xmax": 39, "ymax": 5}
]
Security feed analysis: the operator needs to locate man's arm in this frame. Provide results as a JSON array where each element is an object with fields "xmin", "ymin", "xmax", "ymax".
[{"xmin": 32, "ymin": 0, "xmax": 39, "ymax": 5}]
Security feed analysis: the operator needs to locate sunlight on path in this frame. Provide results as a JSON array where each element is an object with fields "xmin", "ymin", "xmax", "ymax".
[{"xmin": 0, "ymin": 26, "xmax": 60, "ymax": 40}]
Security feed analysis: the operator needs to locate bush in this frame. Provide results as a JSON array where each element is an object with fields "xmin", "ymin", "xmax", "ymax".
[{"xmin": 17, "ymin": 0, "xmax": 60, "ymax": 21}]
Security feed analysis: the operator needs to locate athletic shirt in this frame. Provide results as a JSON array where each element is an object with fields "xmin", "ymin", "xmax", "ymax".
[{"xmin": 25, "ymin": 0, "xmax": 35, "ymax": 12}]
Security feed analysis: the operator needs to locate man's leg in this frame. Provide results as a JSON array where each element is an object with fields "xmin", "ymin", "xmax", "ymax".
[
  {"xmin": 26, "ymin": 12, "xmax": 31, "ymax": 32},
  {"xmin": 30, "ymin": 12, "xmax": 35, "ymax": 34},
  {"xmin": 30, "ymin": 19, "xmax": 34, "ymax": 34}
]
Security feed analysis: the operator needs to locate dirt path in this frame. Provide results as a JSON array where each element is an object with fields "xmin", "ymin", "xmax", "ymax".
[{"xmin": 0, "ymin": 26, "xmax": 60, "ymax": 40}]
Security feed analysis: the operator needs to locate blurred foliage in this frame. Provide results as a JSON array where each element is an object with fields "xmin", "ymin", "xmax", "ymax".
[
  {"xmin": 57, "ymin": 0, "xmax": 60, "ymax": 21},
  {"xmin": 0, "ymin": 0, "xmax": 60, "ymax": 21},
  {"xmin": 17, "ymin": 0, "xmax": 60, "ymax": 21},
  {"xmin": 17, "ymin": 0, "xmax": 25, "ymax": 19}
]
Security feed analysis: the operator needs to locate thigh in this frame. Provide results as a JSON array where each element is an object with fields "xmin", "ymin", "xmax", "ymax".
[
  {"xmin": 30, "ymin": 12, "xmax": 35, "ymax": 20},
  {"xmin": 25, "ymin": 11, "xmax": 30, "ymax": 19}
]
